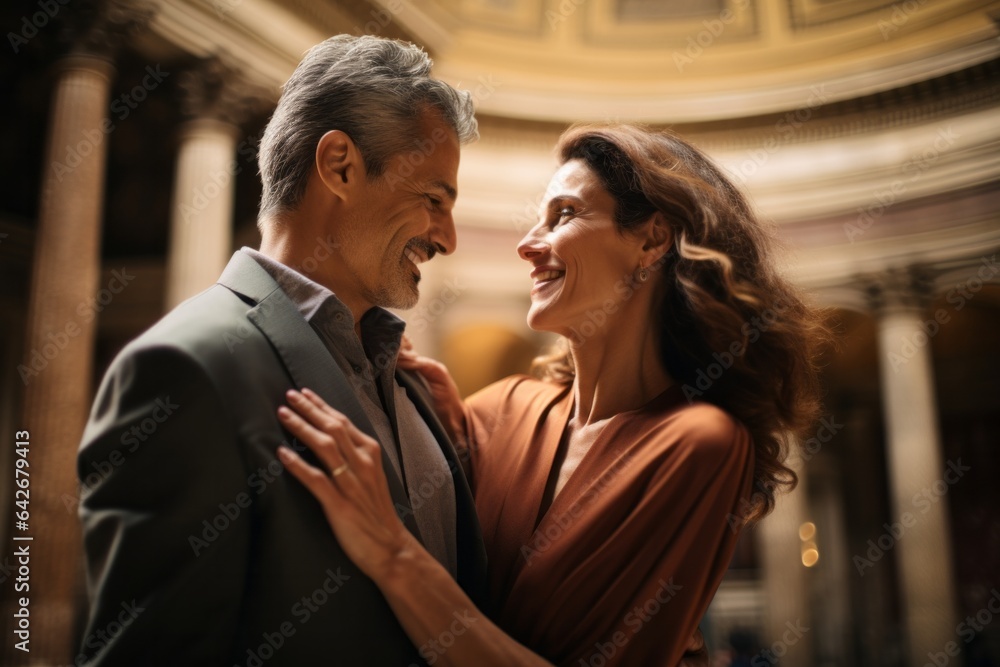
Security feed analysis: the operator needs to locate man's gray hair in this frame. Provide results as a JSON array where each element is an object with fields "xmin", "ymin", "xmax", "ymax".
[{"xmin": 257, "ymin": 34, "xmax": 478, "ymax": 222}]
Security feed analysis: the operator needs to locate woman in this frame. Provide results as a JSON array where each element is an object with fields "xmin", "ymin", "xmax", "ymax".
[{"xmin": 275, "ymin": 124, "xmax": 827, "ymax": 666}]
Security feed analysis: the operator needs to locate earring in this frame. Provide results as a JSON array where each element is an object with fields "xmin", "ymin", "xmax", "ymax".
[{"xmin": 635, "ymin": 264, "xmax": 649, "ymax": 283}]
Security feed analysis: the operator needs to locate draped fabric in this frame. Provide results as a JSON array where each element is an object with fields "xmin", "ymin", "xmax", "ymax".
[{"xmin": 463, "ymin": 375, "xmax": 754, "ymax": 667}]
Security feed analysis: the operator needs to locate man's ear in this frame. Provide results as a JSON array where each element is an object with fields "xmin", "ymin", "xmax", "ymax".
[
  {"xmin": 314, "ymin": 130, "xmax": 363, "ymax": 201},
  {"xmin": 639, "ymin": 212, "xmax": 674, "ymax": 266}
]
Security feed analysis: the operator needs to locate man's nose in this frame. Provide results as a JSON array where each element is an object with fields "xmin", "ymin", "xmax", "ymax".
[{"xmin": 430, "ymin": 210, "xmax": 457, "ymax": 256}]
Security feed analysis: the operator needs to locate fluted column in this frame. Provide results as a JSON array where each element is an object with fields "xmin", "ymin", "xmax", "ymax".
[
  {"xmin": 165, "ymin": 57, "xmax": 267, "ymax": 307},
  {"xmin": 869, "ymin": 267, "xmax": 957, "ymax": 665},
  {"xmin": 10, "ymin": 2, "xmax": 153, "ymax": 664},
  {"xmin": 165, "ymin": 118, "xmax": 239, "ymax": 307},
  {"xmin": 757, "ymin": 450, "xmax": 814, "ymax": 666}
]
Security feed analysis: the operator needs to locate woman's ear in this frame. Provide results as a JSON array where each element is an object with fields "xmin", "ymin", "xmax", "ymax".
[
  {"xmin": 314, "ymin": 130, "xmax": 362, "ymax": 202},
  {"xmin": 640, "ymin": 212, "xmax": 674, "ymax": 266}
]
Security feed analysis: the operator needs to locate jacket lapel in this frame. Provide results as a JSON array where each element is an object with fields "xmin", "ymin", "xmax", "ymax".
[
  {"xmin": 217, "ymin": 251, "xmax": 421, "ymax": 538},
  {"xmin": 396, "ymin": 369, "xmax": 488, "ymax": 605}
]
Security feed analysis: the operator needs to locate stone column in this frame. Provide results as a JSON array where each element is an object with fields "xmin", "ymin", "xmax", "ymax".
[
  {"xmin": 757, "ymin": 449, "xmax": 814, "ymax": 667},
  {"xmin": 165, "ymin": 57, "xmax": 267, "ymax": 308},
  {"xmin": 9, "ymin": 2, "xmax": 153, "ymax": 664},
  {"xmin": 869, "ymin": 267, "xmax": 957, "ymax": 665}
]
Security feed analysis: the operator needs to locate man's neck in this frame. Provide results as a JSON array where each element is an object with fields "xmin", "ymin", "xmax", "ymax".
[{"xmin": 258, "ymin": 233, "xmax": 372, "ymax": 330}]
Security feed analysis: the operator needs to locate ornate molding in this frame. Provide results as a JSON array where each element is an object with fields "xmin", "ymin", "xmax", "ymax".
[
  {"xmin": 685, "ymin": 59, "xmax": 1000, "ymax": 152},
  {"xmin": 470, "ymin": 57, "xmax": 1000, "ymax": 155},
  {"xmin": 864, "ymin": 265, "xmax": 935, "ymax": 314},
  {"xmin": 57, "ymin": 0, "xmax": 157, "ymax": 60},
  {"xmin": 177, "ymin": 54, "xmax": 272, "ymax": 126}
]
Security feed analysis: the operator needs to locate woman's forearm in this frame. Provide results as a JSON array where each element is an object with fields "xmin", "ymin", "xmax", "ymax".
[{"xmin": 375, "ymin": 533, "xmax": 552, "ymax": 667}]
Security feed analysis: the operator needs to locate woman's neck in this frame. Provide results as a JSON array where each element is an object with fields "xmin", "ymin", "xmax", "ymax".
[{"xmin": 567, "ymin": 312, "xmax": 673, "ymax": 427}]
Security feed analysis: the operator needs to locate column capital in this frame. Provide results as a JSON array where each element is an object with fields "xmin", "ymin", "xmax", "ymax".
[
  {"xmin": 177, "ymin": 55, "xmax": 273, "ymax": 127},
  {"xmin": 58, "ymin": 0, "xmax": 156, "ymax": 61},
  {"xmin": 864, "ymin": 265, "xmax": 935, "ymax": 315}
]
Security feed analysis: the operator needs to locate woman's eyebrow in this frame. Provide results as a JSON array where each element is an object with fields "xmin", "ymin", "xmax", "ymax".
[{"xmin": 546, "ymin": 194, "xmax": 586, "ymax": 209}]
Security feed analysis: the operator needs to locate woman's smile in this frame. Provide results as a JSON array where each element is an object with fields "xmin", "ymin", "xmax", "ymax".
[{"xmin": 530, "ymin": 265, "xmax": 566, "ymax": 295}]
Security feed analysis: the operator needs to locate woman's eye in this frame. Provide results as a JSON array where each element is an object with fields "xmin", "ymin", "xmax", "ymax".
[
  {"xmin": 426, "ymin": 195, "xmax": 441, "ymax": 208},
  {"xmin": 546, "ymin": 205, "xmax": 575, "ymax": 228}
]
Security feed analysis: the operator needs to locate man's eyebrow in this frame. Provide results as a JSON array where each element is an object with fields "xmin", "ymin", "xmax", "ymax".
[{"xmin": 432, "ymin": 180, "xmax": 457, "ymax": 202}]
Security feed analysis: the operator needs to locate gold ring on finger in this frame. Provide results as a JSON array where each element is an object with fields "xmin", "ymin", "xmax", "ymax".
[{"xmin": 331, "ymin": 463, "xmax": 349, "ymax": 477}]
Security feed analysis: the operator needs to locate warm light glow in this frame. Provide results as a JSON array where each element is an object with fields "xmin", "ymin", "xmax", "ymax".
[
  {"xmin": 799, "ymin": 521, "xmax": 816, "ymax": 541},
  {"xmin": 802, "ymin": 547, "xmax": 820, "ymax": 567}
]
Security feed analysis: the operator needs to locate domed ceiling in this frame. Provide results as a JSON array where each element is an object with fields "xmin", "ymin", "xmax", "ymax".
[
  {"xmin": 134, "ymin": 0, "xmax": 999, "ymax": 258},
  {"xmin": 271, "ymin": 0, "xmax": 999, "ymax": 121},
  {"xmin": 150, "ymin": 0, "xmax": 1000, "ymax": 122}
]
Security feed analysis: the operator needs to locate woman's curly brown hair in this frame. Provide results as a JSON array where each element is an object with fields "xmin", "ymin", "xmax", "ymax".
[{"xmin": 531, "ymin": 124, "xmax": 829, "ymax": 524}]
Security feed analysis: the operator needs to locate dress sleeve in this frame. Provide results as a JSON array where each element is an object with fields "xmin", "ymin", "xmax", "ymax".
[
  {"xmin": 458, "ymin": 375, "xmax": 530, "ymax": 494},
  {"xmin": 557, "ymin": 407, "xmax": 754, "ymax": 667}
]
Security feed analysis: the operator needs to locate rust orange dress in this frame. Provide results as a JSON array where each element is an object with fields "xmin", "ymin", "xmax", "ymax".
[{"xmin": 462, "ymin": 375, "xmax": 754, "ymax": 667}]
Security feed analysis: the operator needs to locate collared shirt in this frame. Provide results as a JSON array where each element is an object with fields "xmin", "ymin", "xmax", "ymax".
[{"xmin": 242, "ymin": 247, "xmax": 458, "ymax": 577}]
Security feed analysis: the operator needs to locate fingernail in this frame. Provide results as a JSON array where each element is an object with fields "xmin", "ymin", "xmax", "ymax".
[
  {"xmin": 277, "ymin": 406, "xmax": 291, "ymax": 417},
  {"xmin": 277, "ymin": 446, "xmax": 295, "ymax": 461}
]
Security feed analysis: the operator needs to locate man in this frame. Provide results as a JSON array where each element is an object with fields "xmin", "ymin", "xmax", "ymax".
[{"xmin": 77, "ymin": 34, "xmax": 485, "ymax": 665}]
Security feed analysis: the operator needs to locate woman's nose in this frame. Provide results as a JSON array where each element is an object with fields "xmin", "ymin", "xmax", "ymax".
[{"xmin": 517, "ymin": 227, "xmax": 548, "ymax": 261}]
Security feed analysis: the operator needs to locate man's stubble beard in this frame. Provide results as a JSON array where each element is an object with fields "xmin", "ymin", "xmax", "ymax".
[
  {"xmin": 344, "ymin": 199, "xmax": 422, "ymax": 311},
  {"xmin": 365, "ymin": 268, "xmax": 420, "ymax": 311}
]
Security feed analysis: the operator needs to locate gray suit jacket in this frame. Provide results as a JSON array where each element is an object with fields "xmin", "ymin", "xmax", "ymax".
[{"xmin": 77, "ymin": 251, "xmax": 487, "ymax": 665}]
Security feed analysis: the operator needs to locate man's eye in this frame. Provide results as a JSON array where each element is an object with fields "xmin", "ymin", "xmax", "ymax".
[
  {"xmin": 558, "ymin": 206, "xmax": 574, "ymax": 218},
  {"xmin": 426, "ymin": 195, "xmax": 441, "ymax": 207}
]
